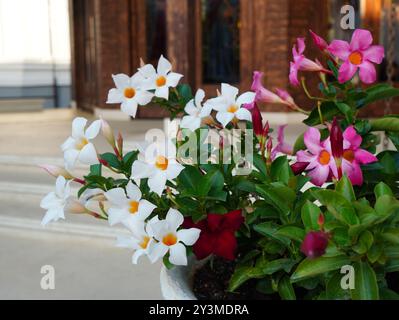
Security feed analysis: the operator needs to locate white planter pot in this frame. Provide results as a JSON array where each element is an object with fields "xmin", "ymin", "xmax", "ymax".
[{"xmin": 160, "ymin": 257, "xmax": 207, "ymax": 300}]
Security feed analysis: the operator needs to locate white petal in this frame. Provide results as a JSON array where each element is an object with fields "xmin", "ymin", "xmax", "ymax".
[
  {"xmin": 216, "ymin": 111, "xmax": 234, "ymax": 128},
  {"xmin": 135, "ymin": 90, "xmax": 154, "ymax": 106},
  {"xmin": 157, "ymin": 55, "xmax": 172, "ymax": 75},
  {"xmin": 166, "ymin": 163, "xmax": 185, "ymax": 180},
  {"xmin": 130, "ymin": 72, "xmax": 146, "ymax": 87},
  {"xmin": 55, "ymin": 176, "xmax": 67, "ymax": 198},
  {"xmin": 155, "ymin": 86, "xmax": 169, "ymax": 100},
  {"xmin": 41, "ymin": 208, "xmax": 64, "ymax": 226},
  {"xmin": 131, "ymin": 160, "xmax": 153, "ymax": 179},
  {"xmin": 150, "ymin": 220, "xmax": 169, "ymax": 241},
  {"xmin": 235, "ymin": 108, "xmax": 252, "ymax": 122},
  {"xmin": 166, "ymin": 72, "xmax": 183, "ymax": 87},
  {"xmin": 221, "ymin": 83, "xmax": 239, "ymax": 99},
  {"xmin": 61, "ymin": 137, "xmax": 75, "ymax": 151},
  {"xmin": 199, "ymin": 103, "xmax": 213, "ymax": 117},
  {"xmin": 71, "ymin": 117, "xmax": 87, "ymax": 139},
  {"xmin": 138, "ymin": 199, "xmax": 157, "ymax": 219},
  {"xmin": 151, "ymin": 242, "xmax": 169, "ymax": 261},
  {"xmin": 40, "ymin": 192, "xmax": 57, "ymax": 209},
  {"xmin": 169, "ymin": 243, "xmax": 187, "ymax": 266},
  {"xmin": 78, "ymin": 143, "xmax": 99, "ymax": 165},
  {"xmin": 108, "ymin": 207, "xmax": 130, "ymax": 226},
  {"xmin": 148, "ymin": 172, "xmax": 167, "ymax": 196},
  {"xmin": 195, "ymin": 89, "xmax": 205, "ymax": 107},
  {"xmin": 126, "ymin": 181, "xmax": 142, "ymax": 201},
  {"xmin": 138, "ymin": 64, "xmax": 157, "ymax": 78},
  {"xmin": 166, "ymin": 208, "xmax": 184, "ymax": 231},
  {"xmin": 104, "ymin": 188, "xmax": 127, "ymax": 206},
  {"xmin": 236, "ymin": 92, "xmax": 256, "ymax": 107},
  {"xmin": 85, "ymin": 120, "xmax": 102, "ymax": 140},
  {"xmin": 112, "ymin": 73, "xmax": 130, "ymax": 89},
  {"xmin": 205, "ymin": 96, "xmax": 227, "ymax": 112},
  {"xmin": 180, "ymin": 116, "xmax": 201, "ymax": 132},
  {"xmin": 177, "ymin": 228, "xmax": 201, "ymax": 246},
  {"xmin": 184, "ymin": 100, "xmax": 197, "ymax": 115},
  {"xmin": 64, "ymin": 149, "xmax": 79, "ymax": 170},
  {"xmin": 132, "ymin": 249, "xmax": 146, "ymax": 264},
  {"xmin": 107, "ymin": 88, "xmax": 123, "ymax": 104},
  {"xmin": 121, "ymin": 99, "xmax": 139, "ymax": 118}
]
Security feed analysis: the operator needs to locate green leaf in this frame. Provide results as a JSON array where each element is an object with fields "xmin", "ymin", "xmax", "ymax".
[
  {"xmin": 326, "ymin": 272, "xmax": 350, "ymax": 300},
  {"xmin": 303, "ymin": 101, "xmax": 341, "ymax": 126},
  {"xmin": 270, "ymin": 156, "xmax": 293, "ymax": 184},
  {"xmin": 336, "ymin": 102, "xmax": 354, "ymax": 123},
  {"xmin": 275, "ymin": 226, "xmax": 305, "ymax": 243},
  {"xmin": 301, "ymin": 200, "xmax": 321, "ymax": 232},
  {"xmin": 260, "ymin": 258, "xmax": 297, "ymax": 275},
  {"xmin": 228, "ymin": 266, "xmax": 263, "ymax": 292},
  {"xmin": 100, "ymin": 152, "xmax": 121, "ymax": 169},
  {"xmin": 386, "ymin": 259, "xmax": 399, "ymax": 272},
  {"xmin": 312, "ymin": 190, "xmax": 359, "ymax": 225},
  {"xmin": 353, "ymin": 231, "xmax": 373, "ymax": 254},
  {"xmin": 351, "ymin": 261, "xmax": 379, "ymax": 300},
  {"xmin": 293, "ymin": 132, "xmax": 306, "ymax": 154},
  {"xmin": 253, "ymin": 154, "xmax": 268, "ymax": 179},
  {"xmin": 278, "ymin": 276, "xmax": 296, "ymax": 300},
  {"xmin": 367, "ymin": 244, "xmax": 383, "ymax": 263},
  {"xmin": 370, "ymin": 116, "xmax": 399, "ymax": 132},
  {"xmin": 291, "ymin": 256, "xmax": 350, "ymax": 282},
  {"xmin": 253, "ymin": 222, "xmax": 291, "ymax": 246},
  {"xmin": 362, "ymin": 84, "xmax": 399, "ymax": 108},
  {"xmin": 374, "ymin": 182, "xmax": 393, "ymax": 198},
  {"xmin": 336, "ymin": 175, "xmax": 356, "ymax": 202},
  {"xmin": 255, "ymin": 183, "xmax": 296, "ymax": 216},
  {"xmin": 89, "ymin": 164, "xmax": 102, "ymax": 176},
  {"xmin": 381, "ymin": 229, "xmax": 399, "ymax": 245},
  {"xmin": 379, "ymin": 288, "xmax": 399, "ymax": 300},
  {"xmin": 374, "ymin": 195, "xmax": 399, "ymax": 221}
]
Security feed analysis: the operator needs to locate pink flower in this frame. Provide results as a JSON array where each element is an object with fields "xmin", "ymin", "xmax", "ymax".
[
  {"xmin": 309, "ymin": 29, "xmax": 328, "ymax": 51},
  {"xmin": 251, "ymin": 72, "xmax": 297, "ymax": 110},
  {"xmin": 289, "ymin": 38, "xmax": 330, "ymax": 86},
  {"xmin": 327, "ymin": 29, "xmax": 384, "ymax": 84},
  {"xmin": 341, "ymin": 126, "xmax": 378, "ymax": 185},
  {"xmin": 272, "ymin": 125, "xmax": 293, "ymax": 159},
  {"xmin": 301, "ymin": 231, "xmax": 329, "ymax": 259},
  {"xmin": 296, "ymin": 127, "xmax": 338, "ymax": 186}
]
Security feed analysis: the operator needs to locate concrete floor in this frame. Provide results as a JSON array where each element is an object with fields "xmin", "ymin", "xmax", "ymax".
[{"xmin": 0, "ymin": 109, "xmax": 309, "ymax": 300}]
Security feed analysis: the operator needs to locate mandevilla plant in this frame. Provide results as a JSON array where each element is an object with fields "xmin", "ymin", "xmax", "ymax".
[{"xmin": 40, "ymin": 29, "xmax": 399, "ymax": 300}]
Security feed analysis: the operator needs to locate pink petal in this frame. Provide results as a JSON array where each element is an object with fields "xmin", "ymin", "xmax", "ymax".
[
  {"xmin": 327, "ymin": 40, "xmax": 351, "ymax": 60},
  {"xmin": 251, "ymin": 71, "xmax": 264, "ymax": 92},
  {"xmin": 297, "ymin": 38, "xmax": 306, "ymax": 55},
  {"xmin": 346, "ymin": 161, "xmax": 363, "ymax": 186},
  {"xmin": 309, "ymin": 29, "xmax": 328, "ymax": 51},
  {"xmin": 354, "ymin": 149, "xmax": 378, "ymax": 165},
  {"xmin": 343, "ymin": 126, "xmax": 362, "ymax": 149},
  {"xmin": 358, "ymin": 61, "xmax": 377, "ymax": 84},
  {"xmin": 338, "ymin": 60, "xmax": 358, "ymax": 83},
  {"xmin": 350, "ymin": 29, "xmax": 373, "ymax": 51},
  {"xmin": 363, "ymin": 45, "xmax": 385, "ymax": 64},
  {"xmin": 297, "ymin": 150, "xmax": 316, "ymax": 164},
  {"xmin": 289, "ymin": 62, "xmax": 300, "ymax": 87},
  {"xmin": 256, "ymin": 87, "xmax": 282, "ymax": 104},
  {"xmin": 299, "ymin": 58, "xmax": 323, "ymax": 72},
  {"xmin": 304, "ymin": 127, "xmax": 322, "ymax": 154},
  {"xmin": 308, "ymin": 164, "xmax": 330, "ymax": 186}
]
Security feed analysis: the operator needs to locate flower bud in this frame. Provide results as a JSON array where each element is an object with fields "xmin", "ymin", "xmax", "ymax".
[
  {"xmin": 318, "ymin": 213, "xmax": 325, "ymax": 228},
  {"xmin": 248, "ymin": 102, "xmax": 263, "ymax": 138},
  {"xmin": 330, "ymin": 118, "xmax": 343, "ymax": 159},
  {"xmin": 101, "ymin": 118, "xmax": 116, "ymax": 149},
  {"xmin": 39, "ymin": 164, "xmax": 74, "ymax": 180},
  {"xmin": 301, "ymin": 231, "xmax": 329, "ymax": 259},
  {"xmin": 309, "ymin": 29, "xmax": 328, "ymax": 51},
  {"xmin": 291, "ymin": 162, "xmax": 308, "ymax": 175}
]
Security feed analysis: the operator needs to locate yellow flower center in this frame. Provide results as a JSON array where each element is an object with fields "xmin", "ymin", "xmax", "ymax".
[
  {"xmin": 349, "ymin": 51, "xmax": 363, "ymax": 65},
  {"xmin": 227, "ymin": 104, "xmax": 238, "ymax": 113},
  {"xmin": 129, "ymin": 200, "xmax": 139, "ymax": 214},
  {"xmin": 139, "ymin": 236, "xmax": 150, "ymax": 249},
  {"xmin": 124, "ymin": 87, "xmax": 136, "ymax": 99},
  {"xmin": 343, "ymin": 149, "xmax": 355, "ymax": 163},
  {"xmin": 318, "ymin": 150, "xmax": 331, "ymax": 165},
  {"xmin": 156, "ymin": 76, "xmax": 167, "ymax": 87},
  {"xmin": 155, "ymin": 155, "xmax": 169, "ymax": 171},
  {"xmin": 162, "ymin": 233, "xmax": 177, "ymax": 246},
  {"xmin": 75, "ymin": 138, "xmax": 89, "ymax": 150}
]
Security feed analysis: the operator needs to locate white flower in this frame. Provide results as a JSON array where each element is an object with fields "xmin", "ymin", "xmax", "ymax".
[
  {"xmin": 80, "ymin": 188, "xmax": 109, "ymax": 216},
  {"xmin": 205, "ymin": 83, "xmax": 255, "ymax": 127},
  {"xmin": 131, "ymin": 140, "xmax": 185, "ymax": 196},
  {"xmin": 107, "ymin": 73, "xmax": 154, "ymax": 117},
  {"xmin": 180, "ymin": 89, "xmax": 212, "ymax": 132},
  {"xmin": 40, "ymin": 176, "xmax": 71, "ymax": 226},
  {"xmin": 150, "ymin": 209, "xmax": 201, "ymax": 266},
  {"xmin": 138, "ymin": 55, "xmax": 183, "ymax": 100},
  {"xmin": 116, "ymin": 221, "xmax": 157, "ymax": 264},
  {"xmin": 104, "ymin": 181, "xmax": 156, "ymax": 226},
  {"xmin": 61, "ymin": 117, "xmax": 101, "ymax": 170}
]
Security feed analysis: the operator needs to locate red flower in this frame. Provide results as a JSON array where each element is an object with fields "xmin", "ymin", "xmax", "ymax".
[
  {"xmin": 300, "ymin": 231, "xmax": 329, "ymax": 259},
  {"xmin": 183, "ymin": 210, "xmax": 244, "ymax": 261}
]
